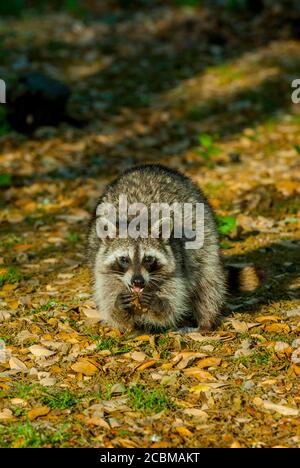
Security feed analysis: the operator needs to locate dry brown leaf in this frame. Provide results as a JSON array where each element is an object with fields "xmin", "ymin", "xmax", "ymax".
[
  {"xmin": 28, "ymin": 345, "xmax": 56, "ymax": 357},
  {"xmin": 264, "ymin": 323, "xmax": 290, "ymax": 334},
  {"xmin": 9, "ymin": 357, "xmax": 28, "ymax": 372},
  {"xmin": 173, "ymin": 351, "xmax": 206, "ymax": 370},
  {"xmin": 175, "ymin": 426, "xmax": 193, "ymax": 437},
  {"xmin": 28, "ymin": 406, "xmax": 50, "ymax": 421},
  {"xmin": 187, "ymin": 332, "xmax": 234, "ymax": 342},
  {"xmin": 262, "ymin": 401, "xmax": 299, "ymax": 416},
  {"xmin": 134, "ymin": 359, "xmax": 157, "ymax": 372},
  {"xmin": 255, "ymin": 315, "xmax": 281, "ymax": 323},
  {"xmin": 82, "ymin": 307, "xmax": 102, "ymax": 322},
  {"xmin": 182, "ymin": 408, "xmax": 208, "ymax": 420},
  {"xmin": 130, "ymin": 351, "xmax": 147, "ymax": 362},
  {"xmin": 0, "ymin": 408, "xmax": 14, "ymax": 421},
  {"xmin": 87, "ymin": 417, "xmax": 110, "ymax": 429},
  {"xmin": 195, "ymin": 357, "xmax": 221, "ymax": 368},
  {"xmin": 183, "ymin": 368, "xmax": 216, "ymax": 381},
  {"xmin": 71, "ymin": 360, "xmax": 98, "ymax": 376},
  {"xmin": 11, "ymin": 398, "xmax": 27, "ymax": 406},
  {"xmin": 226, "ymin": 318, "xmax": 257, "ymax": 333}
]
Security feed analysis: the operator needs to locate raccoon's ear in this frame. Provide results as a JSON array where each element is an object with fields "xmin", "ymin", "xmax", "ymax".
[{"xmin": 151, "ymin": 217, "xmax": 173, "ymax": 242}]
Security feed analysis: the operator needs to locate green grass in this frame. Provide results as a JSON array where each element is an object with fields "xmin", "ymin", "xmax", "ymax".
[
  {"xmin": 157, "ymin": 335, "xmax": 172, "ymax": 359},
  {"xmin": 41, "ymin": 389, "xmax": 80, "ymax": 410},
  {"xmin": 29, "ymin": 300, "xmax": 59, "ymax": 315},
  {"xmin": 116, "ymin": 429, "xmax": 132, "ymax": 437},
  {"xmin": 96, "ymin": 337, "xmax": 132, "ymax": 355},
  {"xmin": 12, "ymin": 406, "xmax": 27, "ymax": 417},
  {"xmin": 127, "ymin": 384, "xmax": 174, "ymax": 414},
  {"xmin": 237, "ymin": 349, "xmax": 274, "ymax": 367},
  {"xmin": 0, "ymin": 173, "xmax": 12, "ymax": 187},
  {"xmin": 195, "ymin": 133, "xmax": 221, "ymax": 168},
  {"xmin": 12, "ymin": 382, "xmax": 35, "ymax": 399},
  {"xmin": 217, "ymin": 215, "xmax": 237, "ymax": 236},
  {"xmin": 0, "ymin": 266, "xmax": 23, "ymax": 287},
  {"xmin": 68, "ymin": 231, "xmax": 80, "ymax": 244},
  {"xmin": 0, "ymin": 235, "xmax": 24, "ymax": 249},
  {"xmin": 0, "ymin": 421, "xmax": 70, "ymax": 448}
]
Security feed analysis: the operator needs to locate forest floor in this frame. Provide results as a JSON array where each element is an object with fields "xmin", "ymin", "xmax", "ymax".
[{"xmin": 0, "ymin": 1, "xmax": 300, "ymax": 448}]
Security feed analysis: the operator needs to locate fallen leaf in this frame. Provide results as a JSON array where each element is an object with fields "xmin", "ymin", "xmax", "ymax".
[
  {"xmin": 274, "ymin": 342, "xmax": 291, "ymax": 354},
  {"xmin": 262, "ymin": 401, "xmax": 299, "ymax": 416},
  {"xmin": 183, "ymin": 368, "xmax": 216, "ymax": 381},
  {"xmin": 285, "ymin": 308, "xmax": 300, "ymax": 317},
  {"xmin": 135, "ymin": 359, "xmax": 157, "ymax": 372},
  {"xmin": 71, "ymin": 360, "xmax": 98, "ymax": 376},
  {"xmin": 110, "ymin": 383, "xmax": 126, "ymax": 394},
  {"xmin": 131, "ymin": 351, "xmax": 147, "ymax": 362},
  {"xmin": 28, "ymin": 345, "xmax": 56, "ymax": 357},
  {"xmin": 28, "ymin": 406, "xmax": 50, "ymax": 421},
  {"xmin": 195, "ymin": 357, "xmax": 221, "ymax": 368},
  {"xmin": 255, "ymin": 315, "xmax": 281, "ymax": 323},
  {"xmin": 175, "ymin": 426, "xmax": 193, "ymax": 437},
  {"xmin": 82, "ymin": 307, "xmax": 101, "ymax": 322},
  {"xmin": 189, "ymin": 384, "xmax": 212, "ymax": 394},
  {"xmin": 291, "ymin": 347, "xmax": 300, "ymax": 364},
  {"xmin": 0, "ymin": 408, "xmax": 14, "ymax": 421},
  {"xmin": 182, "ymin": 408, "xmax": 208, "ymax": 420},
  {"xmin": 265, "ymin": 323, "xmax": 290, "ymax": 334},
  {"xmin": 87, "ymin": 417, "xmax": 110, "ymax": 429},
  {"xmin": 9, "ymin": 357, "xmax": 28, "ymax": 372},
  {"xmin": 226, "ymin": 319, "xmax": 256, "ymax": 333},
  {"xmin": 234, "ymin": 339, "xmax": 252, "ymax": 358}
]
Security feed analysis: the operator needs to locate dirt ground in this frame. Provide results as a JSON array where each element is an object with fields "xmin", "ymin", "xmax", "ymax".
[{"xmin": 0, "ymin": 1, "xmax": 299, "ymax": 448}]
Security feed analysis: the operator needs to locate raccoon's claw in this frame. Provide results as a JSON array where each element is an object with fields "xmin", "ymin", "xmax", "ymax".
[
  {"xmin": 115, "ymin": 292, "xmax": 133, "ymax": 311},
  {"xmin": 139, "ymin": 292, "xmax": 153, "ymax": 308}
]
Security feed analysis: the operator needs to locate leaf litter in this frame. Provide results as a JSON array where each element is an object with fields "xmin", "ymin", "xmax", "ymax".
[{"xmin": 0, "ymin": 0, "xmax": 300, "ymax": 448}]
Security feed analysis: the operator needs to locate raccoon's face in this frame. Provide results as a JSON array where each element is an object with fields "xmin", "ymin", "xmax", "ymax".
[{"xmin": 100, "ymin": 240, "xmax": 176, "ymax": 292}]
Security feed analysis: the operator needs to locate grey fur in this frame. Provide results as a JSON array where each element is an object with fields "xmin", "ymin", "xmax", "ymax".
[{"xmin": 87, "ymin": 165, "xmax": 227, "ymax": 332}]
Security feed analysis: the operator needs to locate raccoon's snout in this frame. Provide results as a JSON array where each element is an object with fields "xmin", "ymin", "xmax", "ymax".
[{"xmin": 131, "ymin": 274, "xmax": 145, "ymax": 293}]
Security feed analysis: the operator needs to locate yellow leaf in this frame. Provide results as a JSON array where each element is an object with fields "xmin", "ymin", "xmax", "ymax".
[
  {"xmin": 28, "ymin": 406, "xmax": 50, "ymax": 421},
  {"xmin": 135, "ymin": 359, "xmax": 157, "ymax": 372},
  {"xmin": 265, "ymin": 323, "xmax": 290, "ymax": 334},
  {"xmin": 255, "ymin": 315, "xmax": 281, "ymax": 323},
  {"xmin": 175, "ymin": 426, "xmax": 193, "ymax": 437},
  {"xmin": 184, "ymin": 368, "xmax": 216, "ymax": 381},
  {"xmin": 195, "ymin": 357, "xmax": 221, "ymax": 368},
  {"xmin": 231, "ymin": 441, "xmax": 242, "ymax": 448},
  {"xmin": 71, "ymin": 360, "xmax": 98, "ymax": 376},
  {"xmin": 189, "ymin": 384, "xmax": 211, "ymax": 394},
  {"xmin": 0, "ymin": 408, "xmax": 14, "ymax": 421},
  {"xmin": 290, "ymin": 364, "xmax": 300, "ymax": 376},
  {"xmin": 134, "ymin": 335, "xmax": 151, "ymax": 342}
]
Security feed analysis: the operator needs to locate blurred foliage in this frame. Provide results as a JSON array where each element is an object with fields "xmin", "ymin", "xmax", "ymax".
[{"xmin": 217, "ymin": 215, "xmax": 237, "ymax": 236}]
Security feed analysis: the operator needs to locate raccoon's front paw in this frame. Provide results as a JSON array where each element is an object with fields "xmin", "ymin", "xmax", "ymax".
[
  {"xmin": 115, "ymin": 292, "xmax": 134, "ymax": 311},
  {"xmin": 113, "ymin": 292, "xmax": 136, "ymax": 331},
  {"xmin": 140, "ymin": 292, "xmax": 162, "ymax": 313}
]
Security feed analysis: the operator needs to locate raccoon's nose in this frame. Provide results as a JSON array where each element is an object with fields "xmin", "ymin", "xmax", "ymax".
[{"xmin": 131, "ymin": 274, "xmax": 145, "ymax": 293}]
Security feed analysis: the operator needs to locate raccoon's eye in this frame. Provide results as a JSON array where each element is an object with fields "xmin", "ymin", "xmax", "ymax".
[
  {"xmin": 118, "ymin": 256, "xmax": 130, "ymax": 268},
  {"xmin": 144, "ymin": 255, "xmax": 155, "ymax": 266}
]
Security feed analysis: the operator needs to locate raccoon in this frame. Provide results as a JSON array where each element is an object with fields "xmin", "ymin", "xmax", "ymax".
[{"xmin": 87, "ymin": 164, "xmax": 227, "ymax": 333}]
